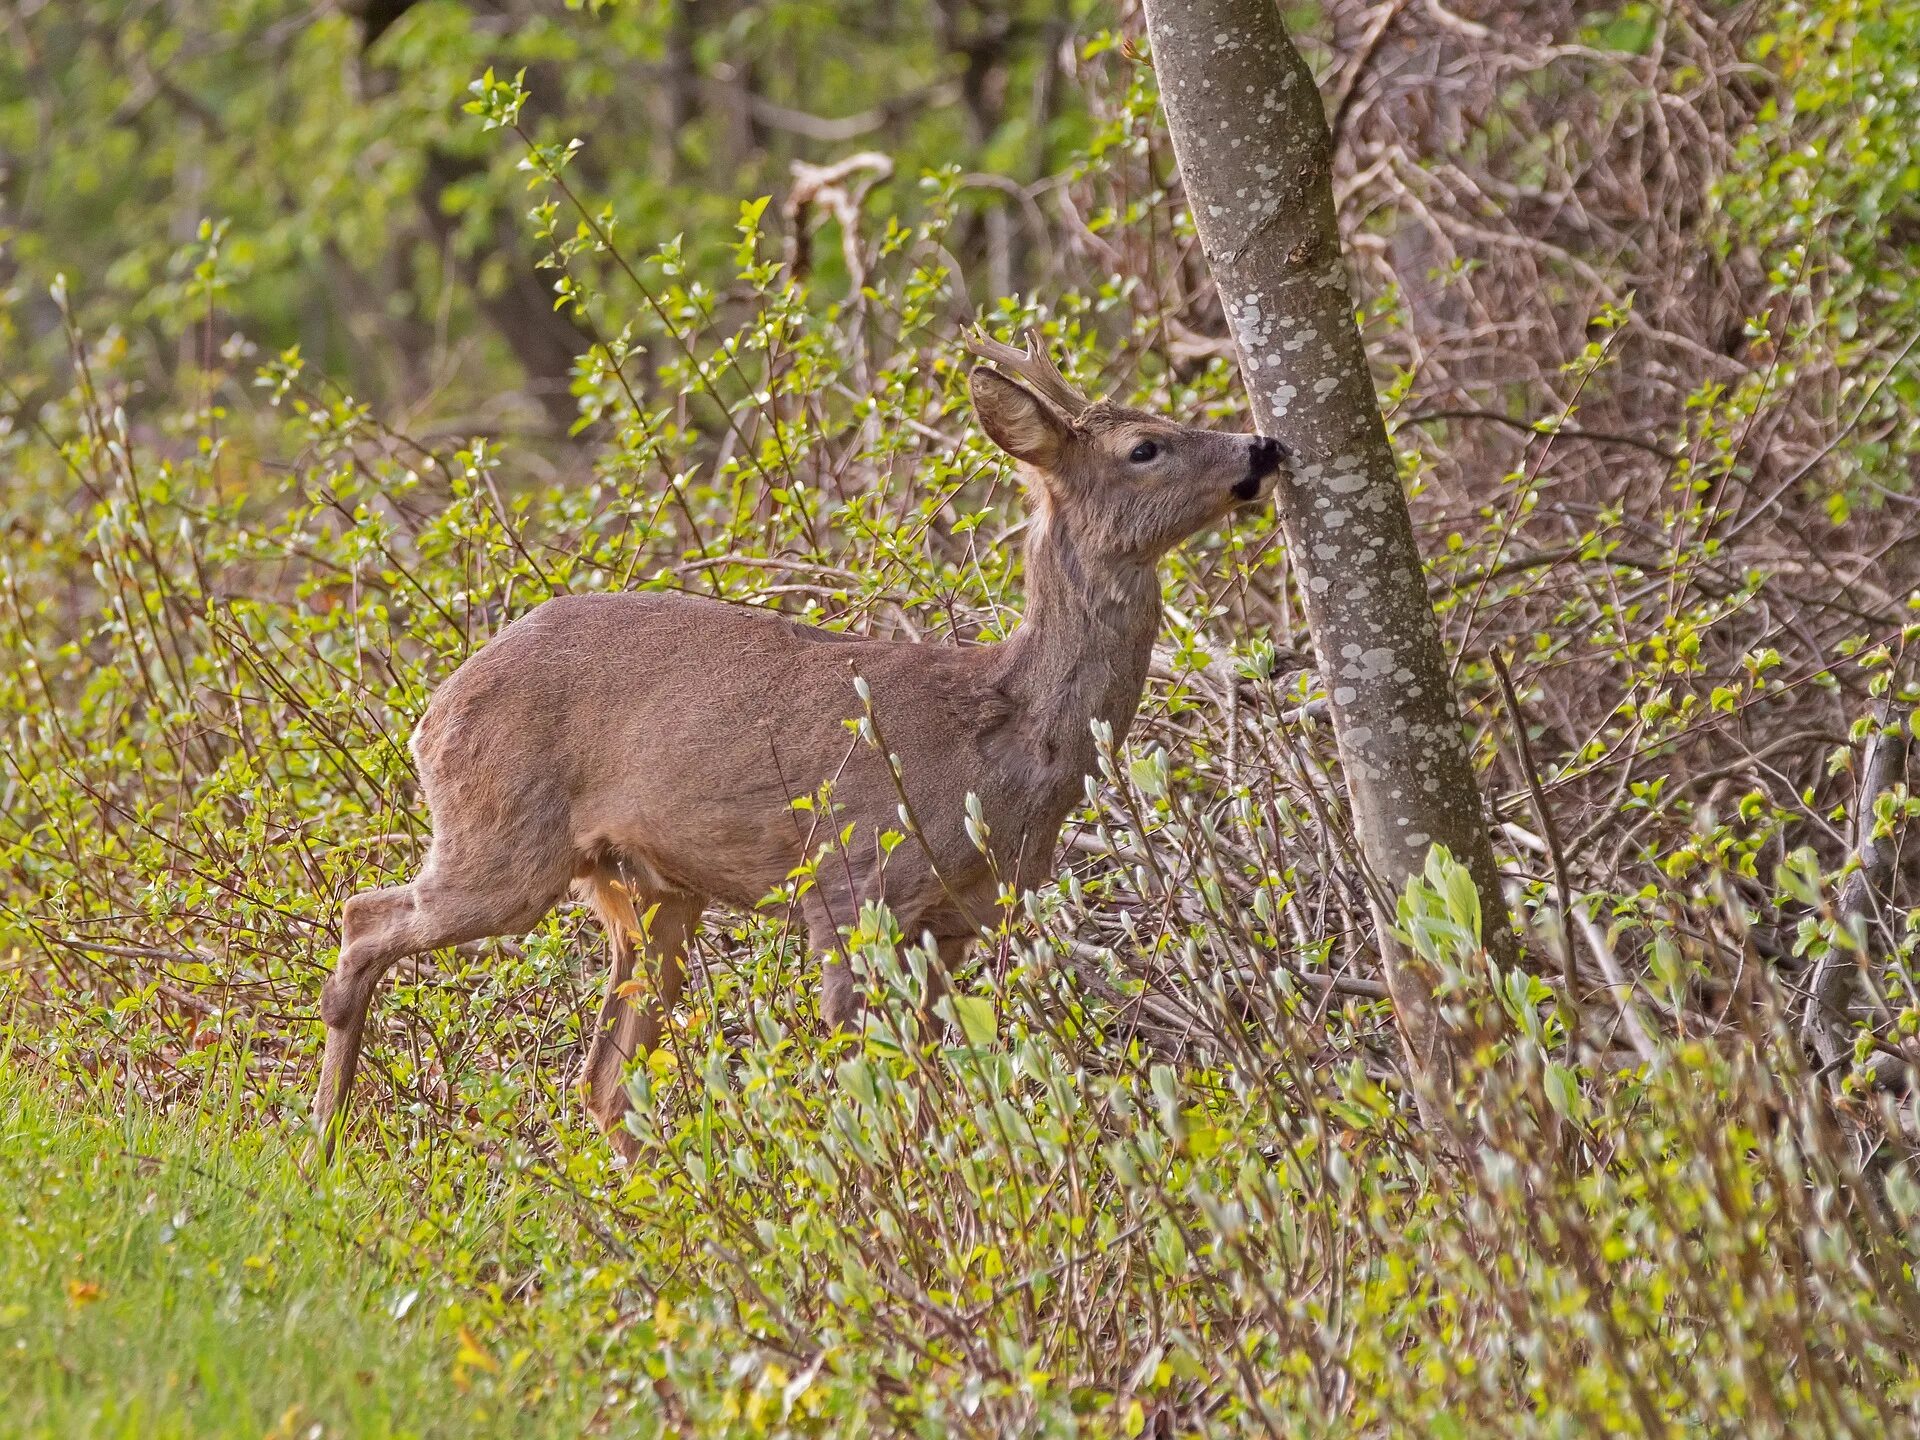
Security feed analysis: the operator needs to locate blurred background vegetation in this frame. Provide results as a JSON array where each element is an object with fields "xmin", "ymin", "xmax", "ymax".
[
  {"xmin": 2, "ymin": 0, "xmax": 1114, "ymax": 432},
  {"xmin": 4, "ymin": 1, "xmax": 1920, "ymax": 1435}
]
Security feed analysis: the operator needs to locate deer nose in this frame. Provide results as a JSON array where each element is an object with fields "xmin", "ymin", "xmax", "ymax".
[{"xmin": 1248, "ymin": 434, "xmax": 1289, "ymax": 478}]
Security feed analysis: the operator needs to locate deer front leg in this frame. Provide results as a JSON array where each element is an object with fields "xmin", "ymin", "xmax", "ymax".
[
  {"xmin": 816, "ymin": 930, "xmax": 966, "ymax": 1043},
  {"xmin": 802, "ymin": 889, "xmax": 866, "ymax": 1033}
]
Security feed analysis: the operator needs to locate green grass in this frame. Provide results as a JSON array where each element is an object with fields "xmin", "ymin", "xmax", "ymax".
[{"xmin": 0, "ymin": 1073, "xmax": 609, "ymax": 1440}]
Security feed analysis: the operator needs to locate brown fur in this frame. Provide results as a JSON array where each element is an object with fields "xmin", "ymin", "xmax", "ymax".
[{"xmin": 313, "ymin": 349, "xmax": 1290, "ymax": 1160}]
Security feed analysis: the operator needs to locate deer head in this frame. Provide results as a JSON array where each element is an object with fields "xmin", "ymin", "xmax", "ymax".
[{"xmin": 965, "ymin": 327, "xmax": 1290, "ymax": 561}]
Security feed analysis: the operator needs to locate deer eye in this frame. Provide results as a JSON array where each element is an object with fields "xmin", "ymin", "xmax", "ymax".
[{"xmin": 1129, "ymin": 440, "xmax": 1159, "ymax": 464}]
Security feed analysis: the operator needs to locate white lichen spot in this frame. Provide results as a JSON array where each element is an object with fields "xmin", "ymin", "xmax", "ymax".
[
  {"xmin": 1339, "ymin": 646, "xmax": 1399, "ymax": 683},
  {"xmin": 1313, "ymin": 376, "xmax": 1340, "ymax": 399},
  {"xmin": 1322, "ymin": 453, "xmax": 1368, "ymax": 495},
  {"xmin": 1334, "ymin": 685, "xmax": 1357, "ymax": 705}
]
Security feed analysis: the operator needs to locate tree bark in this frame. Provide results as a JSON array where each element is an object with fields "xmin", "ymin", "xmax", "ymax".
[{"xmin": 1140, "ymin": 0, "xmax": 1518, "ymax": 1108}]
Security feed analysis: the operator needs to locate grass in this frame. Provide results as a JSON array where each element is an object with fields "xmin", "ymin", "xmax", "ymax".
[{"xmin": 0, "ymin": 1067, "xmax": 615, "ymax": 1440}]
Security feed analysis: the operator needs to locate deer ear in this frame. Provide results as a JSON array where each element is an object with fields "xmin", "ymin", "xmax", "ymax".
[{"xmin": 970, "ymin": 367, "xmax": 1070, "ymax": 470}]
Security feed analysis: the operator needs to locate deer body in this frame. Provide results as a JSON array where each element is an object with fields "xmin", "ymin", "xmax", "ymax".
[
  {"xmin": 411, "ymin": 577, "xmax": 1152, "ymax": 933},
  {"xmin": 314, "ymin": 334, "xmax": 1288, "ymax": 1160}
]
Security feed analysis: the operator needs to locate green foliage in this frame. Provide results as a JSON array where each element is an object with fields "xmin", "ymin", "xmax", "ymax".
[
  {"xmin": 9, "ymin": 861, "xmax": 1919, "ymax": 1435},
  {"xmin": 1724, "ymin": 0, "xmax": 1920, "ymax": 501}
]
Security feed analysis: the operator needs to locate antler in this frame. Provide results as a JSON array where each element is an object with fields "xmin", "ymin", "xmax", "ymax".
[{"xmin": 962, "ymin": 326, "xmax": 1093, "ymax": 417}]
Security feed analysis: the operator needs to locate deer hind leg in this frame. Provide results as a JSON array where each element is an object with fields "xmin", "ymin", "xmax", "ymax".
[
  {"xmin": 801, "ymin": 889, "xmax": 862, "ymax": 1033},
  {"xmin": 580, "ymin": 879, "xmax": 703, "ymax": 1162},
  {"xmin": 918, "ymin": 935, "xmax": 970, "ymax": 1045},
  {"xmin": 314, "ymin": 853, "xmax": 569, "ymax": 1161},
  {"xmin": 819, "ymin": 954, "xmax": 859, "ymax": 1031}
]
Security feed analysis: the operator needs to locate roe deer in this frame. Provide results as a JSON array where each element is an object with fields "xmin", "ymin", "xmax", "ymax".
[{"xmin": 314, "ymin": 331, "xmax": 1291, "ymax": 1160}]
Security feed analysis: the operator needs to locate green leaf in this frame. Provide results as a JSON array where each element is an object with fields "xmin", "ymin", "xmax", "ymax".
[{"xmin": 951, "ymin": 994, "xmax": 996, "ymax": 1048}]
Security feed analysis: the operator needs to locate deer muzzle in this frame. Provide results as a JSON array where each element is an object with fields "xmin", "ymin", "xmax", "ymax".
[{"xmin": 1233, "ymin": 434, "xmax": 1291, "ymax": 502}]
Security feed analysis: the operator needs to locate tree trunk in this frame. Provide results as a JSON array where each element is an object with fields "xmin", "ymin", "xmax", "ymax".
[
  {"xmin": 351, "ymin": 0, "xmax": 590, "ymax": 434},
  {"xmin": 656, "ymin": 0, "xmax": 699, "ymax": 179},
  {"xmin": 417, "ymin": 149, "xmax": 589, "ymax": 434},
  {"xmin": 1140, "ymin": 0, "xmax": 1518, "ymax": 1109}
]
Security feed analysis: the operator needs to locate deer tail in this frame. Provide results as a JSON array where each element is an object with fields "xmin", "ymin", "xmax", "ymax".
[{"xmin": 585, "ymin": 866, "xmax": 642, "ymax": 956}]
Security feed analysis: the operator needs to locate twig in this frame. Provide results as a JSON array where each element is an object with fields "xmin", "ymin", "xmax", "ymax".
[
  {"xmin": 1490, "ymin": 651, "xmax": 1585, "ymax": 1041},
  {"xmin": 1805, "ymin": 698, "xmax": 1912, "ymax": 1068}
]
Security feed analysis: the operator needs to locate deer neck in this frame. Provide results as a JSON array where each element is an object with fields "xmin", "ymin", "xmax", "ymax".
[{"xmin": 993, "ymin": 509, "xmax": 1162, "ymax": 774}]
